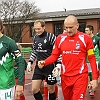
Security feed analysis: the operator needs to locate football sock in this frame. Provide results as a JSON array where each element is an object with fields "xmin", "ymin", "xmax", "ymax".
[{"xmin": 34, "ymin": 91, "xmax": 43, "ymax": 100}]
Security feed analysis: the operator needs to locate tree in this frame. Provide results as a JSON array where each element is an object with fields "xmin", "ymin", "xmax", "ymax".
[{"xmin": 0, "ymin": 0, "xmax": 40, "ymax": 42}]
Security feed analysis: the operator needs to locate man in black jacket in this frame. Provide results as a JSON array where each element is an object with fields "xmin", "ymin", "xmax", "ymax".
[{"xmin": 27, "ymin": 20, "xmax": 58, "ymax": 100}]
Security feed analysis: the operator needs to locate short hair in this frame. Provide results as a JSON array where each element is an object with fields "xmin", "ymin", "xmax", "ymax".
[
  {"xmin": 86, "ymin": 25, "xmax": 94, "ymax": 31},
  {"xmin": 34, "ymin": 20, "xmax": 45, "ymax": 27},
  {"xmin": 16, "ymin": 43, "xmax": 22, "ymax": 52},
  {"xmin": 0, "ymin": 19, "xmax": 3, "ymax": 31}
]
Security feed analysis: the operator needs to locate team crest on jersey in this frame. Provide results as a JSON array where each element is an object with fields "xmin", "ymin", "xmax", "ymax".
[
  {"xmin": 0, "ymin": 43, "xmax": 3, "ymax": 49},
  {"xmin": 44, "ymin": 39, "xmax": 47, "ymax": 43},
  {"xmin": 76, "ymin": 41, "xmax": 80, "ymax": 50}
]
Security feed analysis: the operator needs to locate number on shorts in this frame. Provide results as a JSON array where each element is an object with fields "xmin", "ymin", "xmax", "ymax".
[
  {"xmin": 48, "ymin": 75, "xmax": 55, "ymax": 81},
  {"xmin": 80, "ymin": 94, "xmax": 83, "ymax": 98},
  {"xmin": 5, "ymin": 91, "xmax": 12, "ymax": 99}
]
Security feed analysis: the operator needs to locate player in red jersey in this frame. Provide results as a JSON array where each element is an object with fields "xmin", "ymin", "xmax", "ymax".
[{"xmin": 38, "ymin": 15, "xmax": 98, "ymax": 100}]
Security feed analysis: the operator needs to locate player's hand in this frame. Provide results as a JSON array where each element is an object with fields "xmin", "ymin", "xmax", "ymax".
[
  {"xmin": 38, "ymin": 61, "xmax": 45, "ymax": 68},
  {"xmin": 15, "ymin": 85, "xmax": 23, "ymax": 99},
  {"xmin": 89, "ymin": 80, "xmax": 98, "ymax": 90},
  {"xmin": 27, "ymin": 62, "xmax": 32, "ymax": 73},
  {"xmin": 52, "ymin": 63, "xmax": 61, "ymax": 77}
]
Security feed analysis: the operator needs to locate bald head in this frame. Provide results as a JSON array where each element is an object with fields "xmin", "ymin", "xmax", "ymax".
[
  {"xmin": 64, "ymin": 15, "xmax": 79, "ymax": 36},
  {"xmin": 64, "ymin": 15, "xmax": 78, "ymax": 25}
]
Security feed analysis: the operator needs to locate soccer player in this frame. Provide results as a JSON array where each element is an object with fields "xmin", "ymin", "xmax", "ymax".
[
  {"xmin": 14, "ymin": 43, "xmax": 27, "ymax": 100},
  {"xmin": 0, "ymin": 19, "xmax": 25, "ymax": 100},
  {"xmin": 27, "ymin": 20, "xmax": 59, "ymax": 100},
  {"xmin": 38, "ymin": 15, "xmax": 98, "ymax": 100},
  {"xmin": 85, "ymin": 25, "xmax": 100, "ymax": 96}
]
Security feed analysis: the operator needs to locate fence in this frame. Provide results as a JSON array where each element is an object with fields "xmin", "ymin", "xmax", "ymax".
[{"xmin": 19, "ymin": 43, "xmax": 33, "ymax": 59}]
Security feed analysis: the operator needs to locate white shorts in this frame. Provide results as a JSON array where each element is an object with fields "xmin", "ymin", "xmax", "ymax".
[
  {"xmin": 0, "ymin": 86, "xmax": 15, "ymax": 100},
  {"xmin": 87, "ymin": 62, "xmax": 98, "ymax": 72}
]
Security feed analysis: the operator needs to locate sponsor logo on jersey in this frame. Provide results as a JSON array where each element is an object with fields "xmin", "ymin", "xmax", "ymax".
[{"xmin": 38, "ymin": 43, "xmax": 42, "ymax": 49}]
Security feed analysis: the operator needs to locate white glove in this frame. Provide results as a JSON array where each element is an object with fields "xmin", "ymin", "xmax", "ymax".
[
  {"xmin": 52, "ymin": 64, "xmax": 61, "ymax": 77},
  {"xmin": 27, "ymin": 62, "xmax": 32, "ymax": 73}
]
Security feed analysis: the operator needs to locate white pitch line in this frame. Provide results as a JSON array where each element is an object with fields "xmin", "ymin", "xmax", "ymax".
[{"xmin": 25, "ymin": 82, "xmax": 32, "ymax": 86}]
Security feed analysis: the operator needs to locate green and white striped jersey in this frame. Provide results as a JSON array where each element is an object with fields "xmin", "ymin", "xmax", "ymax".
[{"xmin": 0, "ymin": 35, "xmax": 25, "ymax": 89}]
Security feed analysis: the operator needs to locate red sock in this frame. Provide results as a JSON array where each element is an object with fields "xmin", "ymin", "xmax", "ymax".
[
  {"xmin": 20, "ymin": 95, "xmax": 25, "ymax": 100},
  {"xmin": 44, "ymin": 86, "xmax": 48, "ymax": 100},
  {"xmin": 55, "ymin": 85, "xmax": 58, "ymax": 98}
]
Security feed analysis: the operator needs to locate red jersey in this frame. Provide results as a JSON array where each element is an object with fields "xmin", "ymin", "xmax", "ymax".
[{"xmin": 45, "ymin": 31, "xmax": 98, "ymax": 79}]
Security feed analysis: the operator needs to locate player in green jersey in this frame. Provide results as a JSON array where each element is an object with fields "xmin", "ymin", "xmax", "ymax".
[
  {"xmin": 85, "ymin": 25, "xmax": 100, "ymax": 97},
  {"xmin": 14, "ymin": 43, "xmax": 27, "ymax": 100},
  {"xmin": 0, "ymin": 19, "xmax": 26, "ymax": 100},
  {"xmin": 96, "ymin": 32, "xmax": 100, "ymax": 70}
]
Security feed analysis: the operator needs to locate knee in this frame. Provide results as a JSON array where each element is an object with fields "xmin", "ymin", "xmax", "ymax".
[
  {"xmin": 32, "ymin": 87, "xmax": 39, "ymax": 94},
  {"xmin": 48, "ymin": 85, "xmax": 55, "ymax": 93}
]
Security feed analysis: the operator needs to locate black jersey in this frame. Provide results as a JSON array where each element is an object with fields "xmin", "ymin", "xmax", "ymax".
[{"xmin": 29, "ymin": 31, "xmax": 56, "ymax": 63}]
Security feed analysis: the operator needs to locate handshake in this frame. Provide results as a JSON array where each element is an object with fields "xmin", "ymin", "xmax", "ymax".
[
  {"xmin": 52, "ymin": 64, "xmax": 61, "ymax": 77},
  {"xmin": 27, "ymin": 60, "xmax": 61, "ymax": 77},
  {"xmin": 38, "ymin": 61, "xmax": 61, "ymax": 77}
]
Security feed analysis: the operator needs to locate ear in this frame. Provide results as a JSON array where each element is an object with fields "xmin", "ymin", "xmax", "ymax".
[
  {"xmin": 76, "ymin": 23, "xmax": 79, "ymax": 30},
  {"xmin": 43, "ymin": 26, "xmax": 45, "ymax": 29}
]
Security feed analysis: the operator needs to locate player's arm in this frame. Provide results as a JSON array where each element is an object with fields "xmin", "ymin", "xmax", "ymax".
[
  {"xmin": 9, "ymin": 40, "xmax": 25, "ymax": 85},
  {"xmin": 28, "ymin": 37, "xmax": 37, "ymax": 64},
  {"xmin": 87, "ymin": 48, "xmax": 99, "ymax": 80},
  {"xmin": 27, "ymin": 36, "xmax": 37, "ymax": 72},
  {"xmin": 87, "ymin": 48, "xmax": 98, "ymax": 90}
]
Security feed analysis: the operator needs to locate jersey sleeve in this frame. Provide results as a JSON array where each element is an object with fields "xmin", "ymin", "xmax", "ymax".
[
  {"xmin": 29, "ymin": 35, "xmax": 37, "ymax": 64},
  {"xmin": 9, "ymin": 40, "xmax": 25, "ymax": 85},
  {"xmin": 45, "ymin": 36, "xmax": 61, "ymax": 65},
  {"xmin": 48, "ymin": 33, "xmax": 56, "ymax": 46}
]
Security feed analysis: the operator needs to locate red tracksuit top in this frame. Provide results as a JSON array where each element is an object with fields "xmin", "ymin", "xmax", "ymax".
[{"xmin": 45, "ymin": 31, "xmax": 98, "ymax": 80}]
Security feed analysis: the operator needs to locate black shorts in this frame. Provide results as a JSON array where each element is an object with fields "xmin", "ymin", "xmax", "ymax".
[{"xmin": 32, "ymin": 61, "xmax": 57, "ymax": 85}]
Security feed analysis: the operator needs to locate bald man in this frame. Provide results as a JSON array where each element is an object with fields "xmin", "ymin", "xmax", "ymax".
[{"xmin": 38, "ymin": 15, "xmax": 98, "ymax": 100}]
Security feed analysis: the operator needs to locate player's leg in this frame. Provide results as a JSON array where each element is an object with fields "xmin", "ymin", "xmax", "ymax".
[
  {"xmin": 72, "ymin": 73, "xmax": 88, "ymax": 100},
  {"xmin": 61, "ymin": 78, "xmax": 73, "ymax": 100},
  {"xmin": 87, "ymin": 63, "xmax": 94, "ymax": 96},
  {"xmin": 47, "ymin": 84, "xmax": 56, "ymax": 100},
  {"xmin": 55, "ymin": 84, "xmax": 58, "ymax": 99},
  {"xmin": 44, "ymin": 64, "xmax": 57, "ymax": 100},
  {"xmin": 44, "ymin": 79, "xmax": 48, "ymax": 100},
  {"xmin": 32, "ymin": 64, "xmax": 44, "ymax": 100},
  {"xmin": 32, "ymin": 80, "xmax": 43, "ymax": 100},
  {"xmin": 44, "ymin": 79, "xmax": 58, "ymax": 100}
]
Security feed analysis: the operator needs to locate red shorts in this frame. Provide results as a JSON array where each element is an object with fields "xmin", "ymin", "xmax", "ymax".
[{"xmin": 61, "ymin": 73, "xmax": 88, "ymax": 100}]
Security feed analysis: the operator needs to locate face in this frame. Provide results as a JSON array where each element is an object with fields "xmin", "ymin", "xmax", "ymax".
[
  {"xmin": 34, "ymin": 22, "xmax": 45, "ymax": 35},
  {"xmin": 85, "ymin": 28, "xmax": 92, "ymax": 36},
  {"xmin": 64, "ymin": 20, "xmax": 79, "ymax": 36}
]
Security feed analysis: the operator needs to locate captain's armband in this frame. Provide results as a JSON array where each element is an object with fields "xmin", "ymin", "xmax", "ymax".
[
  {"xmin": 12, "ymin": 49, "xmax": 21, "ymax": 58},
  {"xmin": 87, "ymin": 49, "xmax": 94, "ymax": 56}
]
